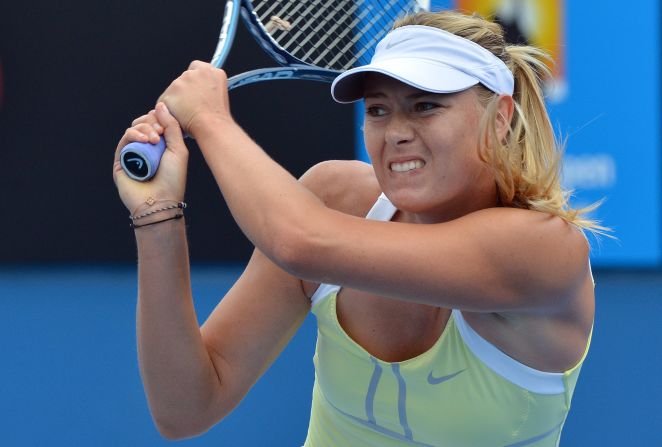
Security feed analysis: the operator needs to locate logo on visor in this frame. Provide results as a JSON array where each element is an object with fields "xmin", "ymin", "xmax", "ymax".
[{"xmin": 385, "ymin": 37, "xmax": 417, "ymax": 50}]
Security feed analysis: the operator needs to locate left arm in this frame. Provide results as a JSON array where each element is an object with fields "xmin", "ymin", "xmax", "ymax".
[{"xmin": 159, "ymin": 62, "xmax": 589, "ymax": 314}]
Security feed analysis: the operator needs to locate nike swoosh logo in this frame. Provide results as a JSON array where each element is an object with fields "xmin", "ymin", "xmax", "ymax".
[
  {"xmin": 427, "ymin": 368, "xmax": 465, "ymax": 385},
  {"xmin": 385, "ymin": 37, "xmax": 416, "ymax": 50},
  {"xmin": 127, "ymin": 157, "xmax": 144, "ymax": 169}
]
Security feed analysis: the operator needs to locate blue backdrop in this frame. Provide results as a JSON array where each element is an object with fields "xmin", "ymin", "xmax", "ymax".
[
  {"xmin": 1, "ymin": 267, "xmax": 660, "ymax": 445},
  {"xmin": 355, "ymin": 0, "xmax": 661, "ymax": 267}
]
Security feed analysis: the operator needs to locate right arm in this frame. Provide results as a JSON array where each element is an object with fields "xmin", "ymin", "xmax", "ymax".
[
  {"xmin": 137, "ymin": 234, "xmax": 311, "ymax": 439},
  {"xmin": 114, "ymin": 107, "xmax": 311, "ymax": 439}
]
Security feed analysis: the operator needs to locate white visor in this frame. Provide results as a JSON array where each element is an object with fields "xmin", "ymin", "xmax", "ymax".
[{"xmin": 331, "ymin": 25, "xmax": 514, "ymax": 103}]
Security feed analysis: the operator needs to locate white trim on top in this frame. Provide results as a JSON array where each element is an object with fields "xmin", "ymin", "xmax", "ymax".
[
  {"xmin": 366, "ymin": 193, "xmax": 398, "ymax": 221},
  {"xmin": 311, "ymin": 283, "xmax": 341, "ymax": 308},
  {"xmin": 452, "ymin": 309, "xmax": 565, "ymax": 395}
]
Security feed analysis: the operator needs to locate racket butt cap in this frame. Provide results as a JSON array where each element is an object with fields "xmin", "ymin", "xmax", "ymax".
[{"xmin": 120, "ymin": 138, "xmax": 166, "ymax": 181}]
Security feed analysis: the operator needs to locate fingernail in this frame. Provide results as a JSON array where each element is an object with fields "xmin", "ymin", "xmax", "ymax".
[
  {"xmin": 160, "ymin": 102, "xmax": 171, "ymax": 115},
  {"xmin": 150, "ymin": 132, "xmax": 159, "ymax": 139}
]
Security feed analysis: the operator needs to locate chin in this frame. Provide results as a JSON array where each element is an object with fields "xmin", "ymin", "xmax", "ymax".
[{"xmin": 383, "ymin": 189, "xmax": 440, "ymax": 213}]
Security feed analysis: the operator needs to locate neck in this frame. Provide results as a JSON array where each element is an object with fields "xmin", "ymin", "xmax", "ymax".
[{"xmin": 392, "ymin": 188, "xmax": 499, "ymax": 225}]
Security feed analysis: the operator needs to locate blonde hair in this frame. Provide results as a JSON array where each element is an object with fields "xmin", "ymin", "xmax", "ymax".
[{"xmin": 394, "ymin": 11, "xmax": 609, "ymax": 235}]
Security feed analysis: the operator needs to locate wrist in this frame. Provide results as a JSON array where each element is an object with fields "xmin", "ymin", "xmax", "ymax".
[
  {"xmin": 131, "ymin": 199, "xmax": 187, "ymax": 219},
  {"xmin": 188, "ymin": 112, "xmax": 236, "ymax": 141},
  {"xmin": 129, "ymin": 199, "xmax": 187, "ymax": 229},
  {"xmin": 131, "ymin": 211, "xmax": 185, "ymax": 230}
]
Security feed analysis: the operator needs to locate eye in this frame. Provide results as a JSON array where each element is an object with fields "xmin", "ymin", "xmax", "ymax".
[
  {"xmin": 365, "ymin": 105, "xmax": 387, "ymax": 117},
  {"xmin": 414, "ymin": 102, "xmax": 440, "ymax": 112}
]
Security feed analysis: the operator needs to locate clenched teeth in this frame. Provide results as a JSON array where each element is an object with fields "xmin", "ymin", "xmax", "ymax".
[{"xmin": 390, "ymin": 160, "xmax": 425, "ymax": 172}]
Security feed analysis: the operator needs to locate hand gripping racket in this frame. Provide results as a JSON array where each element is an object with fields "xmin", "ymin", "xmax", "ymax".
[{"xmin": 120, "ymin": 0, "xmax": 429, "ymax": 181}]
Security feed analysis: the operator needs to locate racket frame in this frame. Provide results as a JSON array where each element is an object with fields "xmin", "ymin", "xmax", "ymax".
[
  {"xmin": 211, "ymin": 0, "xmax": 242, "ymax": 68},
  {"xmin": 213, "ymin": 0, "xmax": 345, "ymax": 89}
]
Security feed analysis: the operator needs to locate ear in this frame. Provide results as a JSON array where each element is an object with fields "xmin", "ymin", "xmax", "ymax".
[{"xmin": 495, "ymin": 95, "xmax": 514, "ymax": 142}]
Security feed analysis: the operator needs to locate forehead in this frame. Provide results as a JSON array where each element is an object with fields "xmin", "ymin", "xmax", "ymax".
[
  {"xmin": 362, "ymin": 73, "xmax": 472, "ymax": 101},
  {"xmin": 363, "ymin": 73, "xmax": 427, "ymax": 98}
]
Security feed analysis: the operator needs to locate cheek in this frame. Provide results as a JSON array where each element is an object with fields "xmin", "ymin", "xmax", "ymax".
[
  {"xmin": 453, "ymin": 120, "xmax": 483, "ymax": 164},
  {"xmin": 362, "ymin": 126, "xmax": 382, "ymax": 159},
  {"xmin": 433, "ymin": 125, "xmax": 485, "ymax": 182}
]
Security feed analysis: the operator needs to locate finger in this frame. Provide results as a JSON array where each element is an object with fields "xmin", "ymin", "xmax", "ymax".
[
  {"xmin": 154, "ymin": 102, "xmax": 186, "ymax": 151},
  {"xmin": 146, "ymin": 111, "xmax": 164, "ymax": 133},
  {"xmin": 130, "ymin": 111, "xmax": 164, "ymax": 133},
  {"xmin": 188, "ymin": 60, "xmax": 208, "ymax": 70},
  {"xmin": 131, "ymin": 111, "xmax": 156, "ymax": 127},
  {"xmin": 116, "ymin": 128, "xmax": 149, "ymax": 156},
  {"xmin": 122, "ymin": 128, "xmax": 151, "ymax": 146},
  {"xmin": 133, "ymin": 122, "xmax": 162, "ymax": 144},
  {"xmin": 114, "ymin": 124, "xmax": 159, "ymax": 162}
]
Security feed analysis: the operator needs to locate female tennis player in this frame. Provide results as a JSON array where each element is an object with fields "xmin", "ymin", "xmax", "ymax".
[{"xmin": 114, "ymin": 10, "xmax": 600, "ymax": 446}]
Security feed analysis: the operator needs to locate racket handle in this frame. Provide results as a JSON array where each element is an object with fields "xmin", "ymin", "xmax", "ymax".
[{"xmin": 120, "ymin": 137, "xmax": 166, "ymax": 181}]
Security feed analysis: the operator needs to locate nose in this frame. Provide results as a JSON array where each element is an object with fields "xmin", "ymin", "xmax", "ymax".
[{"xmin": 385, "ymin": 113, "xmax": 414, "ymax": 146}]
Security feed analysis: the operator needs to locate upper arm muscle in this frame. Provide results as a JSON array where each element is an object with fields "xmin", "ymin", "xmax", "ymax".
[{"xmin": 289, "ymin": 206, "xmax": 588, "ymax": 314}]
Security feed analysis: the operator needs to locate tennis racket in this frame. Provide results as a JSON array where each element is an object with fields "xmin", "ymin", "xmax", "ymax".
[{"xmin": 120, "ymin": 0, "xmax": 429, "ymax": 181}]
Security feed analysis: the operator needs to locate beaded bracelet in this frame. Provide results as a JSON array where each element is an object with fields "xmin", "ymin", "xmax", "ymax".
[
  {"xmin": 130, "ymin": 202, "xmax": 187, "ymax": 222},
  {"xmin": 130, "ymin": 213, "xmax": 184, "ymax": 229}
]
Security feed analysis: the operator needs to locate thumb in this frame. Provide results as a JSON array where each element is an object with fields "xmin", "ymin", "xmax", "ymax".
[{"xmin": 154, "ymin": 102, "xmax": 185, "ymax": 147}]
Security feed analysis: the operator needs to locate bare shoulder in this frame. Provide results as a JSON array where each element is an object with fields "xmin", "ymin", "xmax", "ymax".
[
  {"xmin": 479, "ymin": 205, "xmax": 588, "ymax": 235},
  {"xmin": 458, "ymin": 207, "xmax": 594, "ymax": 371},
  {"xmin": 299, "ymin": 160, "xmax": 381, "ymax": 217},
  {"xmin": 455, "ymin": 206, "xmax": 591, "ymax": 308},
  {"xmin": 460, "ymin": 207, "xmax": 589, "ymax": 267}
]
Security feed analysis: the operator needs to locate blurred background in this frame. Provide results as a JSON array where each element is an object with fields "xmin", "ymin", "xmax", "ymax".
[{"xmin": 0, "ymin": 0, "xmax": 660, "ymax": 445}]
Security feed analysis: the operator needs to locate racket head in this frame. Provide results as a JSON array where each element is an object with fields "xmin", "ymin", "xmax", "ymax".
[{"xmin": 240, "ymin": 0, "xmax": 430, "ymax": 72}]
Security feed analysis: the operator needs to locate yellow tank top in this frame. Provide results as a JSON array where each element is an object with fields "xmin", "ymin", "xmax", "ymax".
[{"xmin": 303, "ymin": 194, "xmax": 591, "ymax": 447}]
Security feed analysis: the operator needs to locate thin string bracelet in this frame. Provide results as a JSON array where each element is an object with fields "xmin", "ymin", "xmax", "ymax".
[
  {"xmin": 130, "ymin": 213, "xmax": 184, "ymax": 229},
  {"xmin": 130, "ymin": 202, "xmax": 187, "ymax": 221},
  {"xmin": 130, "ymin": 196, "xmax": 175, "ymax": 216}
]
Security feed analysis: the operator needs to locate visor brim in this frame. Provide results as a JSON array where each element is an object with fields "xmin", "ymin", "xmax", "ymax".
[{"xmin": 331, "ymin": 58, "xmax": 480, "ymax": 103}]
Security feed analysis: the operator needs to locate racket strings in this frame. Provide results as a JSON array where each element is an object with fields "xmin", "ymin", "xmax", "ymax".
[
  {"xmin": 274, "ymin": 0, "xmax": 349, "ymax": 52},
  {"xmin": 274, "ymin": 0, "xmax": 385, "ymax": 68},
  {"xmin": 251, "ymin": 0, "xmax": 423, "ymax": 71},
  {"xmin": 258, "ymin": 0, "xmax": 358, "ymax": 64},
  {"xmin": 290, "ymin": 2, "xmax": 356, "ymax": 54},
  {"xmin": 323, "ymin": 0, "xmax": 405, "ymax": 67}
]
